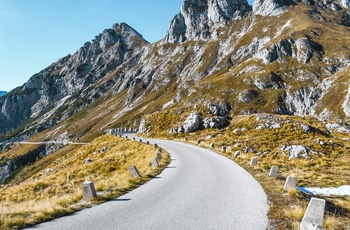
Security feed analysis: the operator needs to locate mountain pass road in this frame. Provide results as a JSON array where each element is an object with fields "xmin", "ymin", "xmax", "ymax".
[{"xmin": 28, "ymin": 136, "xmax": 269, "ymax": 230}]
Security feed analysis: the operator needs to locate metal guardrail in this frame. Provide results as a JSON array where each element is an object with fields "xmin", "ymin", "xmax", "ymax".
[{"xmin": 107, "ymin": 128, "xmax": 138, "ymax": 135}]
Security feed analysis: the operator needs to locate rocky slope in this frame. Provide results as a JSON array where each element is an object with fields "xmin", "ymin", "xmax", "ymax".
[
  {"xmin": 0, "ymin": 23, "xmax": 148, "ymax": 136},
  {"xmin": 1, "ymin": 0, "xmax": 350, "ymax": 144}
]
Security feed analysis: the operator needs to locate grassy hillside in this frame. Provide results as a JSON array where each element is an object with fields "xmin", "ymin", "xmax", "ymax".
[
  {"xmin": 141, "ymin": 110, "xmax": 350, "ymax": 229},
  {"xmin": 0, "ymin": 135, "xmax": 170, "ymax": 229}
]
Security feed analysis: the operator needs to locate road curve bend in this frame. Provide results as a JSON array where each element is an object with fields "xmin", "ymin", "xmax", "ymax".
[{"xmin": 28, "ymin": 136, "xmax": 269, "ymax": 230}]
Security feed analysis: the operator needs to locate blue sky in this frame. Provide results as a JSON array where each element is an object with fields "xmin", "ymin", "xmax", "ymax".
[
  {"xmin": 0, "ymin": 0, "xmax": 253, "ymax": 92},
  {"xmin": 0, "ymin": 0, "xmax": 182, "ymax": 92}
]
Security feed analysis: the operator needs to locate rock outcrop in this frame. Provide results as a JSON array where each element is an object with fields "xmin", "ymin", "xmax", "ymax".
[
  {"xmin": 252, "ymin": 0, "xmax": 296, "ymax": 16},
  {"xmin": 279, "ymin": 144, "xmax": 316, "ymax": 160},
  {"xmin": 165, "ymin": 0, "xmax": 250, "ymax": 42},
  {"xmin": 0, "ymin": 160, "xmax": 13, "ymax": 184}
]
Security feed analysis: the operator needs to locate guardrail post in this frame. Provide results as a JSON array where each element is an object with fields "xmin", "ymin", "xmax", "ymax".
[
  {"xmin": 300, "ymin": 198, "xmax": 325, "ymax": 230},
  {"xmin": 129, "ymin": 166, "xmax": 141, "ymax": 178},
  {"xmin": 82, "ymin": 181, "xmax": 97, "ymax": 201}
]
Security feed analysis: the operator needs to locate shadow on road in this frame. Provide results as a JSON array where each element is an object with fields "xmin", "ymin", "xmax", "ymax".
[{"xmin": 111, "ymin": 198, "xmax": 132, "ymax": 202}]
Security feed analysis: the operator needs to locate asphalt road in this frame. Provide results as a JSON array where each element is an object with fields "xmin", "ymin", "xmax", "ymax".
[{"xmin": 28, "ymin": 136, "xmax": 269, "ymax": 230}]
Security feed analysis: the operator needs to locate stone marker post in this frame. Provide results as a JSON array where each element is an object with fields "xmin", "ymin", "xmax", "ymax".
[
  {"xmin": 284, "ymin": 176, "xmax": 297, "ymax": 191},
  {"xmin": 184, "ymin": 137, "xmax": 188, "ymax": 142},
  {"xmin": 300, "ymin": 198, "xmax": 325, "ymax": 230},
  {"xmin": 222, "ymin": 146, "xmax": 227, "ymax": 153},
  {"xmin": 197, "ymin": 140, "xmax": 201, "ymax": 145},
  {"xmin": 151, "ymin": 158, "xmax": 159, "ymax": 167},
  {"xmin": 82, "ymin": 181, "xmax": 97, "ymax": 201},
  {"xmin": 250, "ymin": 157, "xmax": 257, "ymax": 166},
  {"xmin": 140, "ymin": 139, "xmax": 143, "ymax": 143},
  {"xmin": 234, "ymin": 151, "xmax": 240, "ymax": 158},
  {"xmin": 269, "ymin": 166, "xmax": 279, "ymax": 178},
  {"xmin": 157, "ymin": 152, "xmax": 162, "ymax": 160},
  {"xmin": 210, "ymin": 143, "xmax": 215, "ymax": 148},
  {"xmin": 129, "ymin": 166, "xmax": 141, "ymax": 178},
  {"xmin": 154, "ymin": 143, "xmax": 158, "ymax": 148},
  {"xmin": 146, "ymin": 141, "xmax": 150, "ymax": 145}
]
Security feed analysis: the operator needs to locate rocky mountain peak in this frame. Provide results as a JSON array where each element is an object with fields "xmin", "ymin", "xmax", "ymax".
[
  {"xmin": 0, "ymin": 22, "xmax": 148, "ymax": 135},
  {"xmin": 253, "ymin": 0, "xmax": 350, "ymax": 16},
  {"xmin": 252, "ymin": 0, "xmax": 296, "ymax": 16},
  {"xmin": 165, "ymin": 0, "xmax": 251, "ymax": 43}
]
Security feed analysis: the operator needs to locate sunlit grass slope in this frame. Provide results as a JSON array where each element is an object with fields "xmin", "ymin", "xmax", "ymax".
[
  {"xmin": 143, "ymin": 110, "xmax": 350, "ymax": 229},
  {"xmin": 0, "ymin": 134, "xmax": 170, "ymax": 229}
]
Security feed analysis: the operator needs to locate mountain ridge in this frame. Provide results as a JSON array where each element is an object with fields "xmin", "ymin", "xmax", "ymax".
[
  {"xmin": 0, "ymin": 0, "xmax": 350, "ymax": 141},
  {"xmin": 0, "ymin": 91, "xmax": 7, "ymax": 97}
]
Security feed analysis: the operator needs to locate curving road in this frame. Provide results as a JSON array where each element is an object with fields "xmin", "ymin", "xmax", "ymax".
[{"xmin": 28, "ymin": 136, "xmax": 269, "ymax": 230}]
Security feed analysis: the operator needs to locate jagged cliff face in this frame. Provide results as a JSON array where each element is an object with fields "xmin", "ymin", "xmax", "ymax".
[
  {"xmin": 165, "ymin": 0, "xmax": 251, "ymax": 42},
  {"xmin": 1, "ymin": 0, "xmax": 350, "ymax": 141}
]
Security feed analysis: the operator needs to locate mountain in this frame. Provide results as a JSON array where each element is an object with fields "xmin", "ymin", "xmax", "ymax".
[
  {"xmin": 0, "ymin": 91, "xmax": 7, "ymax": 97},
  {"xmin": 2, "ymin": 1, "xmax": 350, "ymax": 227},
  {"xmin": 1, "ymin": 0, "xmax": 350, "ymax": 142}
]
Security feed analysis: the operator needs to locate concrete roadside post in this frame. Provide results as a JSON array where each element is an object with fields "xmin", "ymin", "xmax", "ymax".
[
  {"xmin": 156, "ymin": 152, "xmax": 162, "ymax": 160},
  {"xmin": 129, "ymin": 166, "xmax": 141, "ymax": 178},
  {"xmin": 300, "ymin": 198, "xmax": 325, "ymax": 230},
  {"xmin": 284, "ymin": 176, "xmax": 297, "ymax": 191},
  {"xmin": 82, "ymin": 181, "xmax": 97, "ymax": 201},
  {"xmin": 151, "ymin": 158, "xmax": 159, "ymax": 167},
  {"xmin": 269, "ymin": 166, "xmax": 279, "ymax": 178},
  {"xmin": 250, "ymin": 157, "xmax": 257, "ymax": 166},
  {"xmin": 222, "ymin": 146, "xmax": 227, "ymax": 153}
]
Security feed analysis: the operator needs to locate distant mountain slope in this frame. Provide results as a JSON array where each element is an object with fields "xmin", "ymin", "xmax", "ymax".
[
  {"xmin": 0, "ymin": 91, "xmax": 7, "ymax": 97},
  {"xmin": 1, "ymin": 0, "xmax": 350, "ymax": 142},
  {"xmin": 0, "ymin": 23, "xmax": 148, "ymax": 136}
]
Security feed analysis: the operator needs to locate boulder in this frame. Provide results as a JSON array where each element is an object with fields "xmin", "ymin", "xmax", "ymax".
[
  {"xmin": 238, "ymin": 90, "xmax": 259, "ymax": 103},
  {"xmin": 183, "ymin": 112, "xmax": 201, "ymax": 133},
  {"xmin": 207, "ymin": 103, "xmax": 227, "ymax": 116},
  {"xmin": 138, "ymin": 118, "xmax": 147, "ymax": 133},
  {"xmin": 342, "ymin": 0, "xmax": 350, "ymax": 8},
  {"xmin": 44, "ymin": 168, "xmax": 54, "ymax": 175},
  {"xmin": 85, "ymin": 158, "xmax": 93, "ymax": 164},
  {"xmin": 203, "ymin": 117, "xmax": 227, "ymax": 128},
  {"xmin": 280, "ymin": 145, "xmax": 312, "ymax": 160},
  {"xmin": 178, "ymin": 126, "xmax": 184, "ymax": 133},
  {"xmin": 300, "ymin": 123, "xmax": 311, "ymax": 133}
]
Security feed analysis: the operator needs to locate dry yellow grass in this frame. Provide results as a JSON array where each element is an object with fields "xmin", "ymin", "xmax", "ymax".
[
  {"xmin": 143, "ymin": 111, "xmax": 350, "ymax": 229},
  {"xmin": 0, "ymin": 134, "xmax": 170, "ymax": 229}
]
